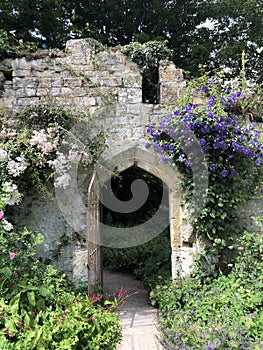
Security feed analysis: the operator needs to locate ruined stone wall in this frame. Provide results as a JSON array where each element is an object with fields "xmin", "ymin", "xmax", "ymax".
[
  {"xmin": 0, "ymin": 39, "xmax": 262, "ymax": 282},
  {"xmin": 0, "ymin": 39, "xmax": 190, "ymax": 161},
  {"xmin": 0, "ymin": 39, "xmax": 190, "ymax": 281}
]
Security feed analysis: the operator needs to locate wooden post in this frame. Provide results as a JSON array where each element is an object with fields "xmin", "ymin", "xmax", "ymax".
[{"xmin": 87, "ymin": 172, "xmax": 102, "ymax": 294}]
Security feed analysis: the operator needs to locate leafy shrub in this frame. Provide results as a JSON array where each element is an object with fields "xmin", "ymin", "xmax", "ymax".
[
  {"xmin": 122, "ymin": 41, "xmax": 172, "ymax": 103},
  {"xmin": 0, "ymin": 105, "xmax": 105, "ymax": 227},
  {"xmin": 0, "ymin": 216, "xmax": 122, "ymax": 349},
  {"xmin": 0, "ymin": 290, "xmax": 122, "ymax": 350},
  {"xmin": 103, "ymin": 228, "xmax": 171, "ymax": 289},
  {"xmin": 151, "ymin": 222, "xmax": 263, "ymax": 349},
  {"xmin": 0, "ymin": 30, "xmax": 38, "ymax": 60},
  {"xmin": 0, "ymin": 30, "xmax": 16, "ymax": 59}
]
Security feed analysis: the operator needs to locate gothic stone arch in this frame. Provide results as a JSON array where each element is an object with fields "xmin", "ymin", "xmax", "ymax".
[{"xmin": 86, "ymin": 145, "xmax": 185, "ymax": 293}]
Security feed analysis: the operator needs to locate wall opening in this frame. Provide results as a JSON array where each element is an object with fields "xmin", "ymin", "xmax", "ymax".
[
  {"xmin": 142, "ymin": 66, "xmax": 159, "ymax": 104},
  {"xmin": 3, "ymin": 70, "xmax": 13, "ymax": 81},
  {"xmin": 101, "ymin": 165, "xmax": 171, "ymax": 286}
]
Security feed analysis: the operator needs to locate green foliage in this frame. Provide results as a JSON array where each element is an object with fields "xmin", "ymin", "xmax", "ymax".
[
  {"xmin": 103, "ymin": 229, "xmax": 171, "ymax": 289},
  {"xmin": 0, "ymin": 30, "xmax": 16, "ymax": 60},
  {"xmin": 102, "ymin": 166, "xmax": 166, "ymax": 226},
  {"xmin": 0, "ymin": 105, "xmax": 105, "ymax": 201},
  {"xmin": 196, "ymin": 0, "xmax": 263, "ymax": 83},
  {"xmin": 151, "ymin": 223, "xmax": 263, "ymax": 349},
  {"xmin": 0, "ymin": 1, "xmax": 262, "ymax": 81},
  {"xmin": 122, "ymin": 40, "xmax": 172, "ymax": 103},
  {"xmin": 0, "ymin": 225, "xmax": 122, "ymax": 349},
  {"xmin": 0, "ymin": 29, "xmax": 38, "ymax": 60},
  {"xmin": 0, "ymin": 0, "xmax": 71, "ymax": 49},
  {"xmin": 0, "ymin": 103, "xmax": 120, "ymax": 348},
  {"xmin": 18, "ymin": 105, "xmax": 80, "ymax": 130},
  {"xmin": 0, "ymin": 291, "xmax": 122, "ymax": 349},
  {"xmin": 122, "ymin": 41, "xmax": 172, "ymax": 72}
]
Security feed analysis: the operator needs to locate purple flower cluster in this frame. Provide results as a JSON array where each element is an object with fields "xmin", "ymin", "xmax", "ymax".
[{"xmin": 147, "ymin": 82, "xmax": 263, "ymax": 187}]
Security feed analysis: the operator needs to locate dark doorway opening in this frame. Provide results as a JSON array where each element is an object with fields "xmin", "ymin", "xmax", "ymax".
[
  {"xmin": 142, "ymin": 66, "xmax": 159, "ymax": 104},
  {"xmin": 101, "ymin": 166, "xmax": 170, "ymax": 289}
]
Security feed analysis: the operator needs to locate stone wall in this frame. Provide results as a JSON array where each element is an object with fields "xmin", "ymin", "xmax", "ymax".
[
  {"xmin": 0, "ymin": 39, "xmax": 190, "ymax": 281},
  {"xmin": 0, "ymin": 39, "xmax": 189, "ymax": 157},
  {"xmin": 0, "ymin": 39, "xmax": 262, "ymax": 283}
]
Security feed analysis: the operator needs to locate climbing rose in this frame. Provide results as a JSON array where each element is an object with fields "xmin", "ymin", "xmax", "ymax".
[
  {"xmin": 9, "ymin": 252, "xmax": 16, "ymax": 259},
  {"xmin": 0, "ymin": 210, "xmax": 3, "ymax": 221}
]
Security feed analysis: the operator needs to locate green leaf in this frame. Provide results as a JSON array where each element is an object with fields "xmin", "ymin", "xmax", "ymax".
[
  {"xmin": 36, "ymin": 297, "xmax": 45, "ymax": 310},
  {"xmin": 0, "ymin": 278, "xmax": 8, "ymax": 290},
  {"xmin": 5, "ymin": 319, "xmax": 17, "ymax": 333},
  {"xmin": 32, "ymin": 328, "xmax": 43, "ymax": 347},
  {"xmin": 39, "ymin": 287, "xmax": 51, "ymax": 298},
  {"xmin": 27, "ymin": 290, "xmax": 36, "ymax": 307},
  {"xmin": 24, "ymin": 313, "xmax": 31, "ymax": 327},
  {"xmin": 0, "ymin": 267, "xmax": 12, "ymax": 278},
  {"xmin": 9, "ymin": 292, "xmax": 22, "ymax": 312}
]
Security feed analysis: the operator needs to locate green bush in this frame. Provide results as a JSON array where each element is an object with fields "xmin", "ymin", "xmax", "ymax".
[
  {"xmin": 0, "ymin": 290, "xmax": 121, "ymax": 350},
  {"xmin": 0, "ymin": 224, "xmax": 122, "ymax": 349},
  {"xmin": 0, "ymin": 30, "xmax": 16, "ymax": 59},
  {"xmin": 0, "ymin": 30, "xmax": 38, "ymax": 60},
  {"xmin": 150, "ymin": 223, "xmax": 263, "ymax": 349},
  {"xmin": 103, "ymin": 228, "xmax": 171, "ymax": 289}
]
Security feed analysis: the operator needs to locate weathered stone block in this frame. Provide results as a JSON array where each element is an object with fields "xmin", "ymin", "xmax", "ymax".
[
  {"xmin": 73, "ymin": 249, "xmax": 88, "ymax": 282},
  {"xmin": 159, "ymin": 60, "xmax": 184, "ymax": 82},
  {"xmin": 24, "ymin": 88, "xmax": 37, "ymax": 97},
  {"xmin": 123, "ymin": 74, "xmax": 142, "ymax": 88},
  {"xmin": 14, "ymin": 69, "xmax": 31, "ymax": 77}
]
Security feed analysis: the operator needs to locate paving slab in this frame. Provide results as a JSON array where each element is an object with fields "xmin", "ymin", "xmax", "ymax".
[
  {"xmin": 103, "ymin": 270, "xmax": 164, "ymax": 350},
  {"xmin": 116, "ymin": 308, "xmax": 163, "ymax": 350}
]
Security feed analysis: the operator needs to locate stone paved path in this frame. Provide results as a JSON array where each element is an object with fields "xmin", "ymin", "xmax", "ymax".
[{"xmin": 103, "ymin": 269, "xmax": 163, "ymax": 350}]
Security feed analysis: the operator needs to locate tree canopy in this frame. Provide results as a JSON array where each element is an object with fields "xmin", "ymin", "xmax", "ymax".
[{"xmin": 0, "ymin": 0, "xmax": 262, "ymax": 82}]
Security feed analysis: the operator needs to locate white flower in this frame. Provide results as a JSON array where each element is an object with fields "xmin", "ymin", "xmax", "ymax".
[
  {"xmin": 68, "ymin": 149, "xmax": 80, "ymax": 162},
  {"xmin": 1, "ymin": 181, "xmax": 22, "ymax": 205},
  {"xmin": 81, "ymin": 151, "xmax": 91, "ymax": 165},
  {"xmin": 2, "ymin": 219, "xmax": 13, "ymax": 231},
  {"xmin": 3, "ymin": 181, "xmax": 18, "ymax": 193},
  {"xmin": 48, "ymin": 151, "xmax": 68, "ymax": 171},
  {"xmin": 0, "ymin": 148, "xmax": 7, "ymax": 162},
  {"xmin": 0, "ymin": 127, "xmax": 17, "ymax": 138},
  {"xmin": 30, "ymin": 128, "xmax": 59, "ymax": 155},
  {"xmin": 30, "ymin": 129, "xmax": 47, "ymax": 146},
  {"xmin": 7, "ymin": 155, "xmax": 28, "ymax": 177},
  {"xmin": 54, "ymin": 173, "xmax": 71, "ymax": 189},
  {"xmin": 7, "ymin": 190, "xmax": 22, "ymax": 205}
]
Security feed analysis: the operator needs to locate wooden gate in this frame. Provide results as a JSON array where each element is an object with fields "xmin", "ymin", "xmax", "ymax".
[{"xmin": 87, "ymin": 171, "xmax": 102, "ymax": 294}]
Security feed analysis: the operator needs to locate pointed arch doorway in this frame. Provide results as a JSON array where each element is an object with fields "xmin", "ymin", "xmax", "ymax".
[{"xmin": 86, "ymin": 146, "xmax": 182, "ymax": 293}]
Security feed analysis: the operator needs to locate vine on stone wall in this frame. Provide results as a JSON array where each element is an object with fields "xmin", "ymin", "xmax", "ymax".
[{"xmin": 147, "ymin": 71, "xmax": 263, "ymax": 275}]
